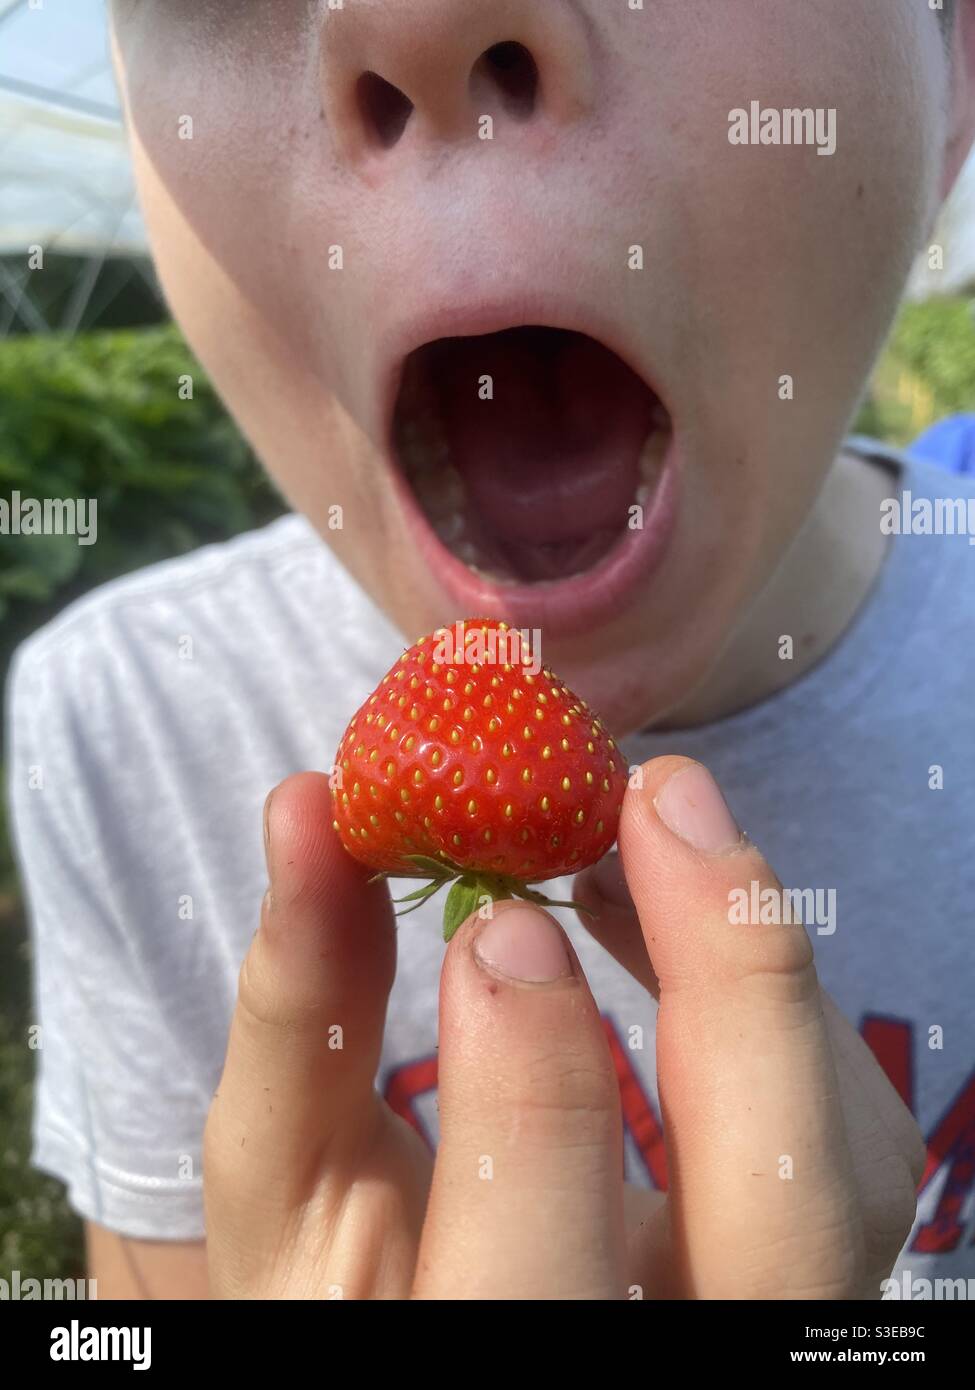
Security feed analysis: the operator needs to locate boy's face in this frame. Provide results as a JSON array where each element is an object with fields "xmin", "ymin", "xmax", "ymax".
[{"xmin": 111, "ymin": 1, "xmax": 957, "ymax": 733}]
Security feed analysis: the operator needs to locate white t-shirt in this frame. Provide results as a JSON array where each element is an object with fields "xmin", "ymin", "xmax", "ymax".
[{"xmin": 7, "ymin": 442, "xmax": 975, "ymax": 1293}]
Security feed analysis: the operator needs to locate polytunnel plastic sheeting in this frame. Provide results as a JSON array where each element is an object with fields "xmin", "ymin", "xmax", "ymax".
[
  {"xmin": 0, "ymin": 0, "xmax": 145, "ymax": 257},
  {"xmin": 907, "ymin": 147, "xmax": 975, "ymax": 300}
]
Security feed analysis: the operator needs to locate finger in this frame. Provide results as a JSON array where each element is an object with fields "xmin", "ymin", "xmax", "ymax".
[
  {"xmin": 574, "ymin": 850, "xmax": 659, "ymax": 997},
  {"xmin": 578, "ymin": 846, "xmax": 925, "ymax": 1293},
  {"xmin": 623, "ymin": 1187, "xmax": 676, "ymax": 1300},
  {"xmin": 819, "ymin": 993, "xmax": 925, "ymax": 1289},
  {"xmin": 205, "ymin": 772, "xmax": 397, "ymax": 1247},
  {"xmin": 617, "ymin": 755, "xmax": 865, "ymax": 1299},
  {"xmin": 581, "ymin": 847, "xmax": 925, "ymax": 1293},
  {"xmin": 413, "ymin": 902, "xmax": 627, "ymax": 1300},
  {"xmin": 580, "ymin": 848, "xmax": 924, "ymax": 1174},
  {"xmin": 820, "ymin": 993, "xmax": 926, "ymax": 1190}
]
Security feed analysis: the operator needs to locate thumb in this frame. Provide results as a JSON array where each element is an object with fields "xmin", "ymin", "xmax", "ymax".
[
  {"xmin": 612, "ymin": 756, "xmax": 864, "ymax": 1299},
  {"xmin": 413, "ymin": 901, "xmax": 627, "ymax": 1300}
]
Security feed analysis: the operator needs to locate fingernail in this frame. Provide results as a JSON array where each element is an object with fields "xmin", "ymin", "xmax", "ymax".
[
  {"xmin": 591, "ymin": 851, "xmax": 632, "ymax": 908},
  {"xmin": 263, "ymin": 788, "xmax": 274, "ymax": 869},
  {"xmin": 654, "ymin": 763, "xmax": 741, "ymax": 854},
  {"xmin": 474, "ymin": 907, "xmax": 573, "ymax": 983}
]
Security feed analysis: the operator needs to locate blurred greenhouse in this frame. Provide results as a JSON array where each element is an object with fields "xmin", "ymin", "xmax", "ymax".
[{"xmin": 0, "ymin": 0, "xmax": 157, "ymax": 333}]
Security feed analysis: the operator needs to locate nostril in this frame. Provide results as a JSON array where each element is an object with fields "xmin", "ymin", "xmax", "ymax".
[
  {"xmin": 356, "ymin": 72, "xmax": 413, "ymax": 148},
  {"xmin": 474, "ymin": 41, "xmax": 539, "ymax": 120}
]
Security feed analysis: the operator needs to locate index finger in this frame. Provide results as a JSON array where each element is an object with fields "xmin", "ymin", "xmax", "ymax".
[{"xmin": 204, "ymin": 773, "xmax": 398, "ymax": 1277}]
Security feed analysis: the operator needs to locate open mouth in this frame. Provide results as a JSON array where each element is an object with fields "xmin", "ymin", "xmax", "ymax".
[{"xmin": 391, "ymin": 326, "xmax": 673, "ymax": 586}]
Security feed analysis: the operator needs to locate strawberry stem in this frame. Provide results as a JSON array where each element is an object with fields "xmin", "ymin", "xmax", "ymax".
[{"xmin": 367, "ymin": 854, "xmax": 594, "ymax": 939}]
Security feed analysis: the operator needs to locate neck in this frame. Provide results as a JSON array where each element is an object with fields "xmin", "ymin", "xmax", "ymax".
[{"xmin": 659, "ymin": 447, "xmax": 898, "ymax": 729}]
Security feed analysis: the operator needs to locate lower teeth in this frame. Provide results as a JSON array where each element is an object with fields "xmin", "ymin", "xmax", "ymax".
[{"xmin": 403, "ymin": 424, "xmax": 670, "ymax": 583}]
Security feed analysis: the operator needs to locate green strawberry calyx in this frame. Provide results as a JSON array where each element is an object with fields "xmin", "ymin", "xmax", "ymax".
[{"xmin": 368, "ymin": 854, "xmax": 592, "ymax": 943}]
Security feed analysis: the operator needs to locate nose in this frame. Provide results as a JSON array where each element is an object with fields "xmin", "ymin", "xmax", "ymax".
[{"xmin": 321, "ymin": 0, "xmax": 595, "ymax": 161}]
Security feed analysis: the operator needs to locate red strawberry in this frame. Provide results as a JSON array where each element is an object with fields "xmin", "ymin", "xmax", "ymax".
[{"xmin": 331, "ymin": 618, "xmax": 627, "ymax": 939}]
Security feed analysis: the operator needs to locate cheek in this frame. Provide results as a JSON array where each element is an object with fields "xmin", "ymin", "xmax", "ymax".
[
  {"xmin": 620, "ymin": 0, "xmax": 938, "ymax": 371},
  {"xmin": 117, "ymin": 5, "xmax": 344, "ymax": 368},
  {"xmin": 615, "ymin": 0, "xmax": 943, "ymax": 567}
]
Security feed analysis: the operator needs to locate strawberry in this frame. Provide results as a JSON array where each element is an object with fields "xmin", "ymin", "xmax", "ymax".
[{"xmin": 331, "ymin": 618, "xmax": 627, "ymax": 940}]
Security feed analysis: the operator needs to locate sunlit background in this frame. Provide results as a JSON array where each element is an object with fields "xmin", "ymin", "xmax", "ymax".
[{"xmin": 1, "ymin": 0, "xmax": 973, "ymax": 1281}]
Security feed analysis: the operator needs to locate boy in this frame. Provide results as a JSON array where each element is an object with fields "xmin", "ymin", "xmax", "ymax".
[{"xmin": 7, "ymin": 0, "xmax": 975, "ymax": 1296}]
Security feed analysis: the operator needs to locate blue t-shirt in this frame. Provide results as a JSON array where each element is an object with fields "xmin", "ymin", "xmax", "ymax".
[{"xmin": 912, "ymin": 414, "xmax": 975, "ymax": 476}]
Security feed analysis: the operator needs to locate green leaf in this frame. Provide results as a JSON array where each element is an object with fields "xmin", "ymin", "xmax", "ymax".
[
  {"xmin": 511, "ymin": 886, "xmax": 593, "ymax": 916},
  {"xmin": 393, "ymin": 880, "xmax": 449, "ymax": 906},
  {"xmin": 402, "ymin": 853, "xmax": 456, "ymax": 879},
  {"xmin": 442, "ymin": 878, "xmax": 483, "ymax": 942},
  {"xmin": 395, "ymin": 879, "xmax": 450, "ymax": 918}
]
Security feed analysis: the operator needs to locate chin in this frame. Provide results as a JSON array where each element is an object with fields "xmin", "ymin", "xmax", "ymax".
[{"xmin": 376, "ymin": 551, "xmax": 725, "ymax": 743}]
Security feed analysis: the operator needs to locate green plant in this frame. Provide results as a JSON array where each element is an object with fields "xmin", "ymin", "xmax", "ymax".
[
  {"xmin": 0, "ymin": 884, "xmax": 84, "ymax": 1283},
  {"xmin": 0, "ymin": 323, "xmax": 284, "ymax": 682},
  {"xmin": 891, "ymin": 296, "xmax": 975, "ymax": 415},
  {"xmin": 855, "ymin": 295, "xmax": 975, "ymax": 443}
]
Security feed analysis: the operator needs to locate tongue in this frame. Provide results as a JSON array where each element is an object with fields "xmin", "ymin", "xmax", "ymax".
[{"xmin": 435, "ymin": 329, "xmax": 656, "ymax": 553}]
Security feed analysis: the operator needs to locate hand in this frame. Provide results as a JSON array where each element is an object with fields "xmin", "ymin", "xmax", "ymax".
[
  {"xmin": 572, "ymin": 755, "xmax": 925, "ymax": 1299},
  {"xmin": 203, "ymin": 759, "xmax": 923, "ymax": 1299}
]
